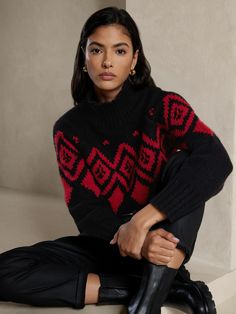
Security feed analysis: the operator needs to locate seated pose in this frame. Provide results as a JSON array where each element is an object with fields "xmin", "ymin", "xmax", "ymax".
[{"xmin": 0, "ymin": 6, "xmax": 233, "ymax": 314}]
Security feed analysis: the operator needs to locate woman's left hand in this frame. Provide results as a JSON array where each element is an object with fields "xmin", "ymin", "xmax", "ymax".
[{"xmin": 110, "ymin": 219, "xmax": 148, "ymax": 259}]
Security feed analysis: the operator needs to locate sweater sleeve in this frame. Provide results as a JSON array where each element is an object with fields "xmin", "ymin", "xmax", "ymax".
[
  {"xmin": 149, "ymin": 92, "xmax": 233, "ymax": 222},
  {"xmin": 53, "ymin": 119, "xmax": 123, "ymax": 242}
]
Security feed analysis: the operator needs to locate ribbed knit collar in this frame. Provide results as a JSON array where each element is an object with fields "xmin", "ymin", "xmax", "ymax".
[{"xmin": 79, "ymin": 78, "xmax": 144, "ymax": 128}]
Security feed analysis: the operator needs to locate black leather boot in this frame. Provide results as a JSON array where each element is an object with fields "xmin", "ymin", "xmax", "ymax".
[
  {"xmin": 97, "ymin": 273, "xmax": 140, "ymax": 306},
  {"xmin": 97, "ymin": 266, "xmax": 217, "ymax": 313},
  {"xmin": 165, "ymin": 265, "xmax": 217, "ymax": 314},
  {"xmin": 128, "ymin": 263, "xmax": 178, "ymax": 314},
  {"xmin": 98, "ymin": 286, "xmax": 131, "ymax": 305}
]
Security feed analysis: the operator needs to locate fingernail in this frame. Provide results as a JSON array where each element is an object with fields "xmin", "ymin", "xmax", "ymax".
[{"xmin": 172, "ymin": 237, "xmax": 179, "ymax": 242}]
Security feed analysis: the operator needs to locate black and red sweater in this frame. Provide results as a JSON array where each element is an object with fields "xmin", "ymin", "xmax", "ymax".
[{"xmin": 53, "ymin": 79, "xmax": 233, "ymax": 242}]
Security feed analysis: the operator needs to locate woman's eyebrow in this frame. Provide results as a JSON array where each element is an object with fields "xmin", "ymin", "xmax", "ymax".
[{"xmin": 88, "ymin": 41, "xmax": 130, "ymax": 48}]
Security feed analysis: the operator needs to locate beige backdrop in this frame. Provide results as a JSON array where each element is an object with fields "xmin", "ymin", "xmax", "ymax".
[
  {"xmin": 126, "ymin": 0, "xmax": 236, "ymax": 270},
  {"xmin": 0, "ymin": 0, "xmax": 125, "ymax": 196},
  {"xmin": 0, "ymin": 0, "xmax": 235, "ymax": 270}
]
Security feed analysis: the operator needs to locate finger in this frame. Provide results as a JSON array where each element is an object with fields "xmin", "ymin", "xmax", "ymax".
[
  {"xmin": 150, "ymin": 229, "xmax": 172, "ymax": 240},
  {"xmin": 144, "ymin": 254, "xmax": 172, "ymax": 265},
  {"xmin": 143, "ymin": 245, "xmax": 175, "ymax": 262},
  {"xmin": 119, "ymin": 249, "xmax": 127, "ymax": 257},
  {"xmin": 166, "ymin": 234, "xmax": 180, "ymax": 243},
  {"xmin": 158, "ymin": 254, "xmax": 173, "ymax": 263},
  {"xmin": 160, "ymin": 237, "xmax": 178, "ymax": 250},
  {"xmin": 156, "ymin": 247, "xmax": 175, "ymax": 258},
  {"xmin": 149, "ymin": 234, "xmax": 177, "ymax": 250},
  {"xmin": 153, "ymin": 228, "xmax": 171, "ymax": 238},
  {"xmin": 152, "ymin": 255, "xmax": 172, "ymax": 265},
  {"xmin": 153, "ymin": 228, "xmax": 179, "ymax": 242},
  {"xmin": 110, "ymin": 232, "xmax": 118, "ymax": 244},
  {"xmin": 162, "ymin": 231, "xmax": 179, "ymax": 243},
  {"xmin": 152, "ymin": 229, "xmax": 179, "ymax": 244},
  {"xmin": 151, "ymin": 261, "xmax": 167, "ymax": 266}
]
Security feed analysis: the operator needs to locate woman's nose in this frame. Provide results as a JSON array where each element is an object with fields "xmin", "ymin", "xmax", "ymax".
[
  {"xmin": 102, "ymin": 60, "xmax": 113, "ymax": 69},
  {"xmin": 102, "ymin": 51, "xmax": 113, "ymax": 68}
]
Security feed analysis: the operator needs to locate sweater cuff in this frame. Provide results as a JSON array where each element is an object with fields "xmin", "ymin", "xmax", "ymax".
[{"xmin": 149, "ymin": 176, "xmax": 203, "ymax": 222}]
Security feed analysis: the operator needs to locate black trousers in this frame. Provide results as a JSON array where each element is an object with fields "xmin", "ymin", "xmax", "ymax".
[{"xmin": 0, "ymin": 150, "xmax": 207, "ymax": 309}]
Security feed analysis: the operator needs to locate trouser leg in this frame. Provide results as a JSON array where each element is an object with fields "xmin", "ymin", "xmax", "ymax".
[
  {"xmin": 151, "ymin": 150, "xmax": 206, "ymax": 264},
  {"xmin": 0, "ymin": 236, "xmax": 104, "ymax": 309},
  {"xmin": 152, "ymin": 206, "xmax": 204, "ymax": 264},
  {"xmin": 0, "ymin": 234, "xmax": 144, "ymax": 309}
]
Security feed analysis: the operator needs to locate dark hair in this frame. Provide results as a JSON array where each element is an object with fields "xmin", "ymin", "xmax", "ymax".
[{"xmin": 71, "ymin": 6, "xmax": 156, "ymax": 105}]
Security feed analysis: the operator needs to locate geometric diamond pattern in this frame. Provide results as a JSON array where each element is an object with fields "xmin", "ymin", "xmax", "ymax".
[{"xmin": 53, "ymin": 92, "xmax": 214, "ymax": 215}]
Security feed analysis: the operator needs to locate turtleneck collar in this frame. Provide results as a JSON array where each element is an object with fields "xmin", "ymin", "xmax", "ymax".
[{"xmin": 79, "ymin": 78, "xmax": 145, "ymax": 128}]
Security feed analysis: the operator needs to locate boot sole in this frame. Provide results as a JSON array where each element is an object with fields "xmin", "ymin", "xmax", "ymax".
[
  {"xmin": 164, "ymin": 280, "xmax": 217, "ymax": 314},
  {"xmin": 194, "ymin": 281, "xmax": 217, "ymax": 314}
]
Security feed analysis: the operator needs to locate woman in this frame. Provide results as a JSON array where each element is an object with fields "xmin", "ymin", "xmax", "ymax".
[{"xmin": 0, "ymin": 6, "xmax": 233, "ymax": 314}]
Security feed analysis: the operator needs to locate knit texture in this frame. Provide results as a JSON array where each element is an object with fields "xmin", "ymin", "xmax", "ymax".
[{"xmin": 53, "ymin": 79, "xmax": 233, "ymax": 242}]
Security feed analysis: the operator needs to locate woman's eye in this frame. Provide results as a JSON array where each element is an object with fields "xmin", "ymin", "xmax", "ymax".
[
  {"xmin": 116, "ymin": 49, "xmax": 126, "ymax": 55},
  {"xmin": 90, "ymin": 48, "xmax": 102, "ymax": 54}
]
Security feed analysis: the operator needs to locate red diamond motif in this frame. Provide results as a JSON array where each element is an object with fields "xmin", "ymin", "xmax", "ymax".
[
  {"xmin": 108, "ymin": 186, "xmax": 125, "ymax": 214},
  {"xmin": 92, "ymin": 159, "xmax": 111, "ymax": 185},
  {"xmin": 131, "ymin": 179, "xmax": 150, "ymax": 205}
]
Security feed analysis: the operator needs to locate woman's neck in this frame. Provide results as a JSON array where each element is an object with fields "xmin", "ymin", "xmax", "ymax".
[{"xmin": 93, "ymin": 84, "xmax": 123, "ymax": 103}]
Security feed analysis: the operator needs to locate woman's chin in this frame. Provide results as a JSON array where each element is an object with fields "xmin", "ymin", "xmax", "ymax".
[{"xmin": 94, "ymin": 80, "xmax": 124, "ymax": 92}]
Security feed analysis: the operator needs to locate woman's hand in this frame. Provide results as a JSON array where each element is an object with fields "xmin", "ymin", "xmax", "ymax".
[
  {"xmin": 110, "ymin": 219, "xmax": 149, "ymax": 260},
  {"xmin": 109, "ymin": 204, "xmax": 174, "ymax": 260},
  {"xmin": 141, "ymin": 228, "xmax": 179, "ymax": 265}
]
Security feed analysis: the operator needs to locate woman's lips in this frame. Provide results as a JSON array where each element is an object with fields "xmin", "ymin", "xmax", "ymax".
[{"xmin": 99, "ymin": 72, "xmax": 116, "ymax": 81}]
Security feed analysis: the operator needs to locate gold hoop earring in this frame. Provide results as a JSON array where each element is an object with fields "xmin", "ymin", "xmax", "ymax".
[
  {"xmin": 82, "ymin": 65, "xmax": 87, "ymax": 72},
  {"xmin": 130, "ymin": 68, "xmax": 136, "ymax": 76}
]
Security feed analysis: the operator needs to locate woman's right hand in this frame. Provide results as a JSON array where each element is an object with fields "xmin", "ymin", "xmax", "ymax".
[{"xmin": 141, "ymin": 228, "xmax": 179, "ymax": 265}]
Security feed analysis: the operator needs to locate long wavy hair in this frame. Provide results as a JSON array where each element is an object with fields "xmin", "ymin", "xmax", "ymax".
[{"xmin": 71, "ymin": 6, "xmax": 156, "ymax": 106}]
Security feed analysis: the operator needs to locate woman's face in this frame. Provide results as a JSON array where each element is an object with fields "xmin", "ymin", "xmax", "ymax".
[{"xmin": 84, "ymin": 24, "xmax": 138, "ymax": 101}]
